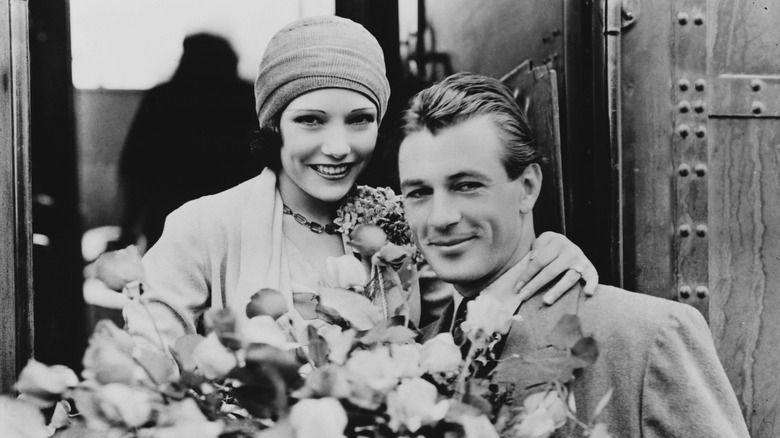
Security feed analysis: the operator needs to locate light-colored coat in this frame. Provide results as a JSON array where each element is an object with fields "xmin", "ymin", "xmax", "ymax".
[
  {"xmin": 124, "ymin": 168, "xmax": 294, "ymax": 351},
  {"xmin": 423, "ymin": 284, "xmax": 749, "ymax": 437}
]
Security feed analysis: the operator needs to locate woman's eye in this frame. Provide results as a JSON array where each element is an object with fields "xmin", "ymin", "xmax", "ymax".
[
  {"xmin": 294, "ymin": 115, "xmax": 323, "ymax": 126},
  {"xmin": 349, "ymin": 114, "xmax": 376, "ymax": 125}
]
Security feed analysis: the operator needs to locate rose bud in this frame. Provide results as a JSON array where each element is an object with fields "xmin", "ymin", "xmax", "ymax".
[
  {"xmin": 246, "ymin": 288, "xmax": 288, "ymax": 320},
  {"xmin": 348, "ymin": 224, "xmax": 388, "ymax": 260}
]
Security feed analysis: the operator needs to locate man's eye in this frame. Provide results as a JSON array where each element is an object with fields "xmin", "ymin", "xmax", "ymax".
[
  {"xmin": 455, "ymin": 182, "xmax": 483, "ymax": 192},
  {"xmin": 404, "ymin": 188, "xmax": 430, "ymax": 200}
]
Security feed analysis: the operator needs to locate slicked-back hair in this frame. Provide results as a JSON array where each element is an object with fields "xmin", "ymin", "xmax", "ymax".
[{"xmin": 402, "ymin": 72, "xmax": 544, "ymax": 180}]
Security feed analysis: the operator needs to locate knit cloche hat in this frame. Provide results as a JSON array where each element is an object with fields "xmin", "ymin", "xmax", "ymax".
[{"xmin": 254, "ymin": 16, "xmax": 391, "ymax": 129}]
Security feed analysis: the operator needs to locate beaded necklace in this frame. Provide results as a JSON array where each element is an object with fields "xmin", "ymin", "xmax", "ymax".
[{"xmin": 282, "ymin": 204, "xmax": 340, "ymax": 235}]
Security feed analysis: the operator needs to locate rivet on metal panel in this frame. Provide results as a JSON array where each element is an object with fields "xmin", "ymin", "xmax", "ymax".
[
  {"xmin": 692, "ymin": 13, "xmax": 704, "ymax": 25},
  {"xmin": 678, "ymin": 79, "xmax": 690, "ymax": 91},
  {"xmin": 693, "ymin": 100, "xmax": 705, "ymax": 113},
  {"xmin": 694, "ymin": 126, "xmax": 707, "ymax": 138},
  {"xmin": 694, "ymin": 163, "xmax": 707, "ymax": 177},
  {"xmin": 679, "ymin": 224, "xmax": 691, "ymax": 237},
  {"xmin": 677, "ymin": 101, "xmax": 691, "ymax": 113},
  {"xmin": 751, "ymin": 79, "xmax": 762, "ymax": 92},
  {"xmin": 677, "ymin": 12, "xmax": 689, "ymax": 25},
  {"xmin": 677, "ymin": 124, "xmax": 691, "ymax": 138},
  {"xmin": 694, "ymin": 78, "xmax": 706, "ymax": 91},
  {"xmin": 695, "ymin": 224, "xmax": 708, "ymax": 237},
  {"xmin": 752, "ymin": 101, "xmax": 765, "ymax": 114},
  {"xmin": 695, "ymin": 285, "xmax": 709, "ymax": 299},
  {"xmin": 679, "ymin": 285, "xmax": 692, "ymax": 299},
  {"xmin": 678, "ymin": 163, "xmax": 691, "ymax": 176}
]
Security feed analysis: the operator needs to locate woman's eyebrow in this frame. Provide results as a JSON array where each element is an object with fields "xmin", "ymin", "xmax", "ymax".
[{"xmin": 349, "ymin": 107, "xmax": 377, "ymax": 114}]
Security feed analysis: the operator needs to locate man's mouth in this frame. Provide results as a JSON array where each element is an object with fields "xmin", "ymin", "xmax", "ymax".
[
  {"xmin": 311, "ymin": 164, "xmax": 352, "ymax": 178},
  {"xmin": 427, "ymin": 235, "xmax": 475, "ymax": 250}
]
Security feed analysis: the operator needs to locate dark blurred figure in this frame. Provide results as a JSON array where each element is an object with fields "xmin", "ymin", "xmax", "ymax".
[{"xmin": 116, "ymin": 33, "xmax": 258, "ymax": 250}]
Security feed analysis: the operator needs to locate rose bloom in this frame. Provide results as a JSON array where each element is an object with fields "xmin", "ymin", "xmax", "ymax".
[
  {"xmin": 191, "ymin": 333, "xmax": 238, "ymax": 379},
  {"xmin": 460, "ymin": 294, "xmax": 522, "ymax": 342},
  {"xmin": 14, "ymin": 359, "xmax": 79, "ymax": 406},
  {"xmin": 390, "ymin": 343, "xmax": 422, "ymax": 378},
  {"xmin": 244, "ymin": 315, "xmax": 289, "ymax": 349},
  {"xmin": 96, "ymin": 383, "xmax": 157, "ymax": 428},
  {"xmin": 386, "ymin": 378, "xmax": 449, "ymax": 433},
  {"xmin": 290, "ymin": 397, "xmax": 348, "ymax": 438},
  {"xmin": 345, "ymin": 347, "xmax": 399, "ymax": 392},
  {"xmin": 326, "ymin": 255, "xmax": 368, "ymax": 291},
  {"xmin": 511, "ymin": 391, "xmax": 568, "ymax": 438},
  {"xmin": 419, "ymin": 333, "xmax": 462, "ymax": 373},
  {"xmin": 304, "ymin": 365, "xmax": 353, "ymax": 399},
  {"xmin": 154, "ymin": 398, "xmax": 223, "ymax": 438},
  {"xmin": 460, "ymin": 413, "xmax": 500, "ymax": 438}
]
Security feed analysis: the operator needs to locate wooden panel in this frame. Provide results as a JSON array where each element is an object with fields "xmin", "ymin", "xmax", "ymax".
[
  {"xmin": 710, "ymin": 0, "xmax": 780, "ymax": 75},
  {"xmin": 501, "ymin": 63, "xmax": 566, "ymax": 234},
  {"xmin": 0, "ymin": 0, "xmax": 33, "ymax": 392},
  {"xmin": 709, "ymin": 118, "xmax": 780, "ymax": 436},
  {"xmin": 620, "ymin": 0, "xmax": 676, "ymax": 296}
]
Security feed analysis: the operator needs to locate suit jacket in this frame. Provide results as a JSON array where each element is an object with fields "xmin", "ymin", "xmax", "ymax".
[{"xmin": 422, "ymin": 284, "xmax": 749, "ymax": 437}]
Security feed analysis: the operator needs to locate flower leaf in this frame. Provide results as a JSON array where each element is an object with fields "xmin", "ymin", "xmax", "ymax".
[
  {"xmin": 307, "ymin": 325, "xmax": 330, "ymax": 367},
  {"xmin": 318, "ymin": 288, "xmax": 383, "ymax": 331},
  {"xmin": 569, "ymin": 336, "xmax": 599, "ymax": 368}
]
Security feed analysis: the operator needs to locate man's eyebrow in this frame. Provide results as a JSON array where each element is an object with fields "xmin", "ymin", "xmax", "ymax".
[
  {"xmin": 400, "ymin": 179, "xmax": 425, "ymax": 190},
  {"xmin": 446, "ymin": 171, "xmax": 492, "ymax": 182}
]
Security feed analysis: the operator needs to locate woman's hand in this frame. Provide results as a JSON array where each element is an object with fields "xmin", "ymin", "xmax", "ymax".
[{"xmin": 514, "ymin": 232, "xmax": 598, "ymax": 305}]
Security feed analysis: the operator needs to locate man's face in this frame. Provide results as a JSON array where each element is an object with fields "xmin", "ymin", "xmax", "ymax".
[{"xmin": 399, "ymin": 116, "xmax": 539, "ymax": 295}]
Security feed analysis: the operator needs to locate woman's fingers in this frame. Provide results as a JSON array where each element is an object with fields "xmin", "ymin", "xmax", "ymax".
[
  {"xmin": 516, "ymin": 256, "xmax": 572, "ymax": 301},
  {"xmin": 513, "ymin": 235, "xmax": 561, "ymax": 293},
  {"xmin": 581, "ymin": 265, "xmax": 599, "ymax": 296},
  {"xmin": 541, "ymin": 269, "xmax": 583, "ymax": 305}
]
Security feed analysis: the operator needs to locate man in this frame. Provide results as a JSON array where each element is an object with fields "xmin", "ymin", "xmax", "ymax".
[{"xmin": 398, "ymin": 72, "xmax": 749, "ymax": 437}]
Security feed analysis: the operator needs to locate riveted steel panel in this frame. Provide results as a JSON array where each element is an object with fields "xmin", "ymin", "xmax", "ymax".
[
  {"xmin": 672, "ymin": 0, "xmax": 709, "ymax": 317},
  {"xmin": 710, "ymin": 75, "xmax": 780, "ymax": 118}
]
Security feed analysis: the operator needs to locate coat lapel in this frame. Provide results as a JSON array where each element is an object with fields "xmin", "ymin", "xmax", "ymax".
[{"xmin": 491, "ymin": 287, "xmax": 582, "ymax": 398}]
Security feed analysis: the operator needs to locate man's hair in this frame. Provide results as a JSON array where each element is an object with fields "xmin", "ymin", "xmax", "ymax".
[{"xmin": 402, "ymin": 72, "xmax": 544, "ymax": 180}]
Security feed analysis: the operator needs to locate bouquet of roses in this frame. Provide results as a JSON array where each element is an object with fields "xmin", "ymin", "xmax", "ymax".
[{"xmin": 3, "ymin": 226, "xmax": 612, "ymax": 438}]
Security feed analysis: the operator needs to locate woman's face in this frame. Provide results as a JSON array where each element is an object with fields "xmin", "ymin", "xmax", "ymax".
[{"xmin": 277, "ymin": 88, "xmax": 378, "ymax": 206}]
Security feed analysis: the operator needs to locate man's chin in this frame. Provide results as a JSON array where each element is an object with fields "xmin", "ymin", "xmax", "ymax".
[{"xmin": 426, "ymin": 261, "xmax": 482, "ymax": 285}]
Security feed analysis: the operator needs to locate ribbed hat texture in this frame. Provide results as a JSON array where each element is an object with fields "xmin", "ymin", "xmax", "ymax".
[{"xmin": 254, "ymin": 16, "xmax": 391, "ymax": 128}]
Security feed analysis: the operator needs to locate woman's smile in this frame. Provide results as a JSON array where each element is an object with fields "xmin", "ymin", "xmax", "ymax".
[{"xmin": 311, "ymin": 163, "xmax": 353, "ymax": 178}]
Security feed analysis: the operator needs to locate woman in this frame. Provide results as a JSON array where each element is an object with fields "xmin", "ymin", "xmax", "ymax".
[{"xmin": 123, "ymin": 16, "xmax": 597, "ymax": 351}]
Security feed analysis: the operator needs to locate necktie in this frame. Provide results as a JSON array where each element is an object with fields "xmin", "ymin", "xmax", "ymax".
[{"xmin": 451, "ymin": 296, "xmax": 474, "ymax": 358}]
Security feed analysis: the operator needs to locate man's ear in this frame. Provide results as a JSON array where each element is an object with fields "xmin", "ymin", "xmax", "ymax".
[{"xmin": 518, "ymin": 163, "xmax": 542, "ymax": 213}]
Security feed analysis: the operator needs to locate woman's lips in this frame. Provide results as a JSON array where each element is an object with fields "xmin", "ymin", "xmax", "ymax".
[{"xmin": 311, "ymin": 164, "xmax": 352, "ymax": 179}]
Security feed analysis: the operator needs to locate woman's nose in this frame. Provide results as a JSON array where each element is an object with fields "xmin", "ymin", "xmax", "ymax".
[{"xmin": 320, "ymin": 127, "xmax": 351, "ymax": 159}]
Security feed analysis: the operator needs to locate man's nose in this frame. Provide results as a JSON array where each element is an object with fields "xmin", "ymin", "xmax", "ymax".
[
  {"xmin": 428, "ymin": 193, "xmax": 461, "ymax": 229},
  {"xmin": 320, "ymin": 126, "xmax": 351, "ymax": 159}
]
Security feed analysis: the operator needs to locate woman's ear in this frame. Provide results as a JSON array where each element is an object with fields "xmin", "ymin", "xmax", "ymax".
[{"xmin": 518, "ymin": 163, "xmax": 542, "ymax": 213}]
